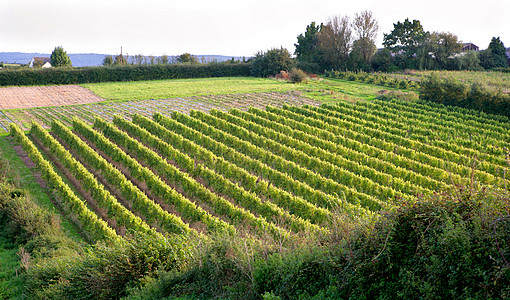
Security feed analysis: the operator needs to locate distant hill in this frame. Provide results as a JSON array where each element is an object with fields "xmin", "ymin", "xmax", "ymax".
[{"xmin": 0, "ymin": 52, "xmax": 248, "ymax": 67}]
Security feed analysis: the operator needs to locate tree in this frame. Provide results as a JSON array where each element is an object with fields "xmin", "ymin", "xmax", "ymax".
[
  {"xmin": 352, "ymin": 10, "xmax": 379, "ymax": 65},
  {"xmin": 114, "ymin": 54, "xmax": 128, "ymax": 65},
  {"xmin": 318, "ymin": 15, "xmax": 352, "ymax": 70},
  {"xmin": 295, "ymin": 22, "xmax": 323, "ymax": 63},
  {"xmin": 250, "ymin": 47, "xmax": 294, "ymax": 77},
  {"xmin": 176, "ymin": 53, "xmax": 199, "ymax": 64},
  {"xmin": 371, "ymin": 48, "xmax": 394, "ymax": 72},
  {"xmin": 456, "ymin": 51, "xmax": 481, "ymax": 70},
  {"xmin": 50, "ymin": 46, "xmax": 72, "ymax": 67},
  {"xmin": 102, "ymin": 55, "xmax": 114, "ymax": 66},
  {"xmin": 425, "ymin": 32, "xmax": 462, "ymax": 69},
  {"xmin": 479, "ymin": 37, "xmax": 507, "ymax": 69},
  {"xmin": 158, "ymin": 55, "xmax": 169, "ymax": 64},
  {"xmin": 383, "ymin": 18, "xmax": 428, "ymax": 69},
  {"xmin": 133, "ymin": 54, "xmax": 144, "ymax": 65}
]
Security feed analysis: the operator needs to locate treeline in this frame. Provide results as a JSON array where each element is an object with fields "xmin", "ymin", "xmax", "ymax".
[
  {"xmin": 0, "ymin": 63, "xmax": 251, "ymax": 86},
  {"xmin": 292, "ymin": 12, "xmax": 509, "ymax": 73}
]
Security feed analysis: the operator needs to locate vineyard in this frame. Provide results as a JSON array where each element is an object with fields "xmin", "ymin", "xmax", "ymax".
[{"xmin": 9, "ymin": 97, "xmax": 510, "ymax": 243}]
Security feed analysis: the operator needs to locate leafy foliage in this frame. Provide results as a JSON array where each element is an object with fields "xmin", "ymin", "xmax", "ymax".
[
  {"xmin": 383, "ymin": 18, "xmax": 429, "ymax": 69},
  {"xmin": 177, "ymin": 53, "xmax": 199, "ymax": 64},
  {"xmin": 250, "ymin": 47, "xmax": 294, "ymax": 77},
  {"xmin": 480, "ymin": 37, "xmax": 508, "ymax": 69},
  {"xmin": 50, "ymin": 46, "xmax": 72, "ymax": 67}
]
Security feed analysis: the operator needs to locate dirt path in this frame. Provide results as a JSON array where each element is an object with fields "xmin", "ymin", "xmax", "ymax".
[{"xmin": 0, "ymin": 85, "xmax": 104, "ymax": 109}]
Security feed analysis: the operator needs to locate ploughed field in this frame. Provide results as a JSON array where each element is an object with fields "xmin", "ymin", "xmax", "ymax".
[{"xmin": 9, "ymin": 98, "xmax": 510, "ymax": 243}]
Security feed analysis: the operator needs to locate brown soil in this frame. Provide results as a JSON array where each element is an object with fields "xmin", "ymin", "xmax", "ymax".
[{"xmin": 0, "ymin": 85, "xmax": 104, "ymax": 109}]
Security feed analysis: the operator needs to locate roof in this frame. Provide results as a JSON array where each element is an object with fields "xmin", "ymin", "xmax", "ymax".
[{"xmin": 32, "ymin": 57, "xmax": 51, "ymax": 63}]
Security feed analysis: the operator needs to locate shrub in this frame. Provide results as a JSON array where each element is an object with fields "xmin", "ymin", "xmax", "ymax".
[
  {"xmin": 0, "ymin": 63, "xmax": 252, "ymax": 86},
  {"xmin": 376, "ymin": 90, "xmax": 419, "ymax": 102},
  {"xmin": 250, "ymin": 47, "xmax": 295, "ymax": 77},
  {"xmin": 289, "ymin": 68, "xmax": 307, "ymax": 83}
]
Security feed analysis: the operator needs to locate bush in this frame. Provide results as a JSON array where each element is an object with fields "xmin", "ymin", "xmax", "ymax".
[
  {"xmin": 128, "ymin": 185, "xmax": 510, "ymax": 299},
  {"xmin": 289, "ymin": 68, "xmax": 307, "ymax": 83},
  {"xmin": 376, "ymin": 90, "xmax": 419, "ymax": 102},
  {"xmin": 0, "ymin": 63, "xmax": 252, "ymax": 86},
  {"xmin": 250, "ymin": 47, "xmax": 295, "ymax": 77}
]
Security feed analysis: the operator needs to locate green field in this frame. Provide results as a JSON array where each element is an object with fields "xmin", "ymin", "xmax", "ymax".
[{"xmin": 81, "ymin": 77, "xmax": 300, "ymax": 101}]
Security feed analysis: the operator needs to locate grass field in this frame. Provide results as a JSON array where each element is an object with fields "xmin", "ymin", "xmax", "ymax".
[{"xmin": 81, "ymin": 77, "xmax": 300, "ymax": 101}]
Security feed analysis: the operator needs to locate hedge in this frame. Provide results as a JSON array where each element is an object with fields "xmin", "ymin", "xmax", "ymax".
[{"xmin": 0, "ymin": 63, "xmax": 252, "ymax": 86}]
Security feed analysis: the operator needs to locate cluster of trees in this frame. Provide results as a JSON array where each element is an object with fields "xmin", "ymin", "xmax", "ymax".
[
  {"xmin": 294, "ymin": 10, "xmax": 379, "ymax": 73},
  {"xmin": 293, "ymin": 14, "xmax": 508, "ymax": 73},
  {"xmin": 102, "ymin": 53, "xmax": 196, "ymax": 66},
  {"xmin": 102, "ymin": 53, "xmax": 248, "ymax": 66}
]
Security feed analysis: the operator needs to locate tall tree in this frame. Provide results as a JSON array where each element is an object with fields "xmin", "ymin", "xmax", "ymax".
[
  {"xmin": 295, "ymin": 22, "xmax": 322, "ymax": 63},
  {"xmin": 102, "ymin": 55, "xmax": 114, "ymax": 66},
  {"xmin": 352, "ymin": 10, "xmax": 379, "ymax": 65},
  {"xmin": 250, "ymin": 47, "xmax": 294, "ymax": 77},
  {"xmin": 479, "ymin": 37, "xmax": 507, "ymax": 69},
  {"xmin": 318, "ymin": 15, "xmax": 352, "ymax": 70},
  {"xmin": 176, "ymin": 53, "xmax": 198, "ymax": 64},
  {"xmin": 383, "ymin": 18, "xmax": 428, "ymax": 68},
  {"xmin": 114, "ymin": 54, "xmax": 127, "ymax": 65},
  {"xmin": 159, "ymin": 54, "xmax": 169, "ymax": 64},
  {"xmin": 426, "ymin": 32, "xmax": 462, "ymax": 69},
  {"xmin": 50, "ymin": 46, "xmax": 72, "ymax": 67}
]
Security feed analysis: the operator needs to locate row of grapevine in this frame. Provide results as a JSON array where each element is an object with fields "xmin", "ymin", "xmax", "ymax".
[
  {"xmin": 94, "ymin": 117, "xmax": 291, "ymax": 239},
  {"xmin": 192, "ymin": 109, "xmax": 407, "ymax": 201},
  {"xmin": 388, "ymin": 99, "xmax": 510, "ymax": 136},
  {"xmin": 168, "ymin": 111, "xmax": 393, "ymax": 212},
  {"xmin": 265, "ymin": 105, "xmax": 466, "ymax": 185},
  {"xmin": 283, "ymin": 105, "xmax": 503, "ymax": 187},
  {"xmin": 336, "ymin": 101, "xmax": 509, "ymax": 165},
  {"xmin": 31, "ymin": 120, "xmax": 165, "ymax": 239},
  {"xmin": 9, "ymin": 123, "xmax": 119, "ymax": 243},
  {"xmin": 152, "ymin": 113, "xmax": 374, "ymax": 216},
  {"xmin": 72, "ymin": 118, "xmax": 235, "ymax": 235},
  {"xmin": 112, "ymin": 115, "xmax": 326, "ymax": 234},
  {"xmin": 243, "ymin": 107, "xmax": 444, "ymax": 192},
  {"xmin": 49, "ymin": 119, "xmax": 191, "ymax": 236},
  {"xmin": 217, "ymin": 108, "xmax": 433, "ymax": 196},
  {"xmin": 413, "ymin": 99, "xmax": 510, "ymax": 127},
  {"xmin": 319, "ymin": 104, "xmax": 509, "ymax": 184},
  {"xmin": 134, "ymin": 114, "xmax": 361, "ymax": 223}
]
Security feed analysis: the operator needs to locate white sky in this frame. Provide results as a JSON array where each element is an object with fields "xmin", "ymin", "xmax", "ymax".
[{"xmin": 1, "ymin": 0, "xmax": 509, "ymax": 56}]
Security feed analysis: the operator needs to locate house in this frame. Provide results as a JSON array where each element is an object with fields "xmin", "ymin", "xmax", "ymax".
[
  {"xmin": 461, "ymin": 43, "xmax": 479, "ymax": 52},
  {"xmin": 29, "ymin": 57, "xmax": 52, "ymax": 68}
]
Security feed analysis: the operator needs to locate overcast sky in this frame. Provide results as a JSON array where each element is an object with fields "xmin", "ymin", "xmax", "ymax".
[{"xmin": 1, "ymin": 0, "xmax": 509, "ymax": 56}]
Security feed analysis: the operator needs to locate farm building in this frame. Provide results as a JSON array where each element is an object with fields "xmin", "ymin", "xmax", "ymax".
[{"xmin": 29, "ymin": 57, "xmax": 52, "ymax": 68}]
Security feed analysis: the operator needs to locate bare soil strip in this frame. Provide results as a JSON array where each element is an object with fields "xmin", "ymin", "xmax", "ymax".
[{"xmin": 0, "ymin": 85, "xmax": 104, "ymax": 109}]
